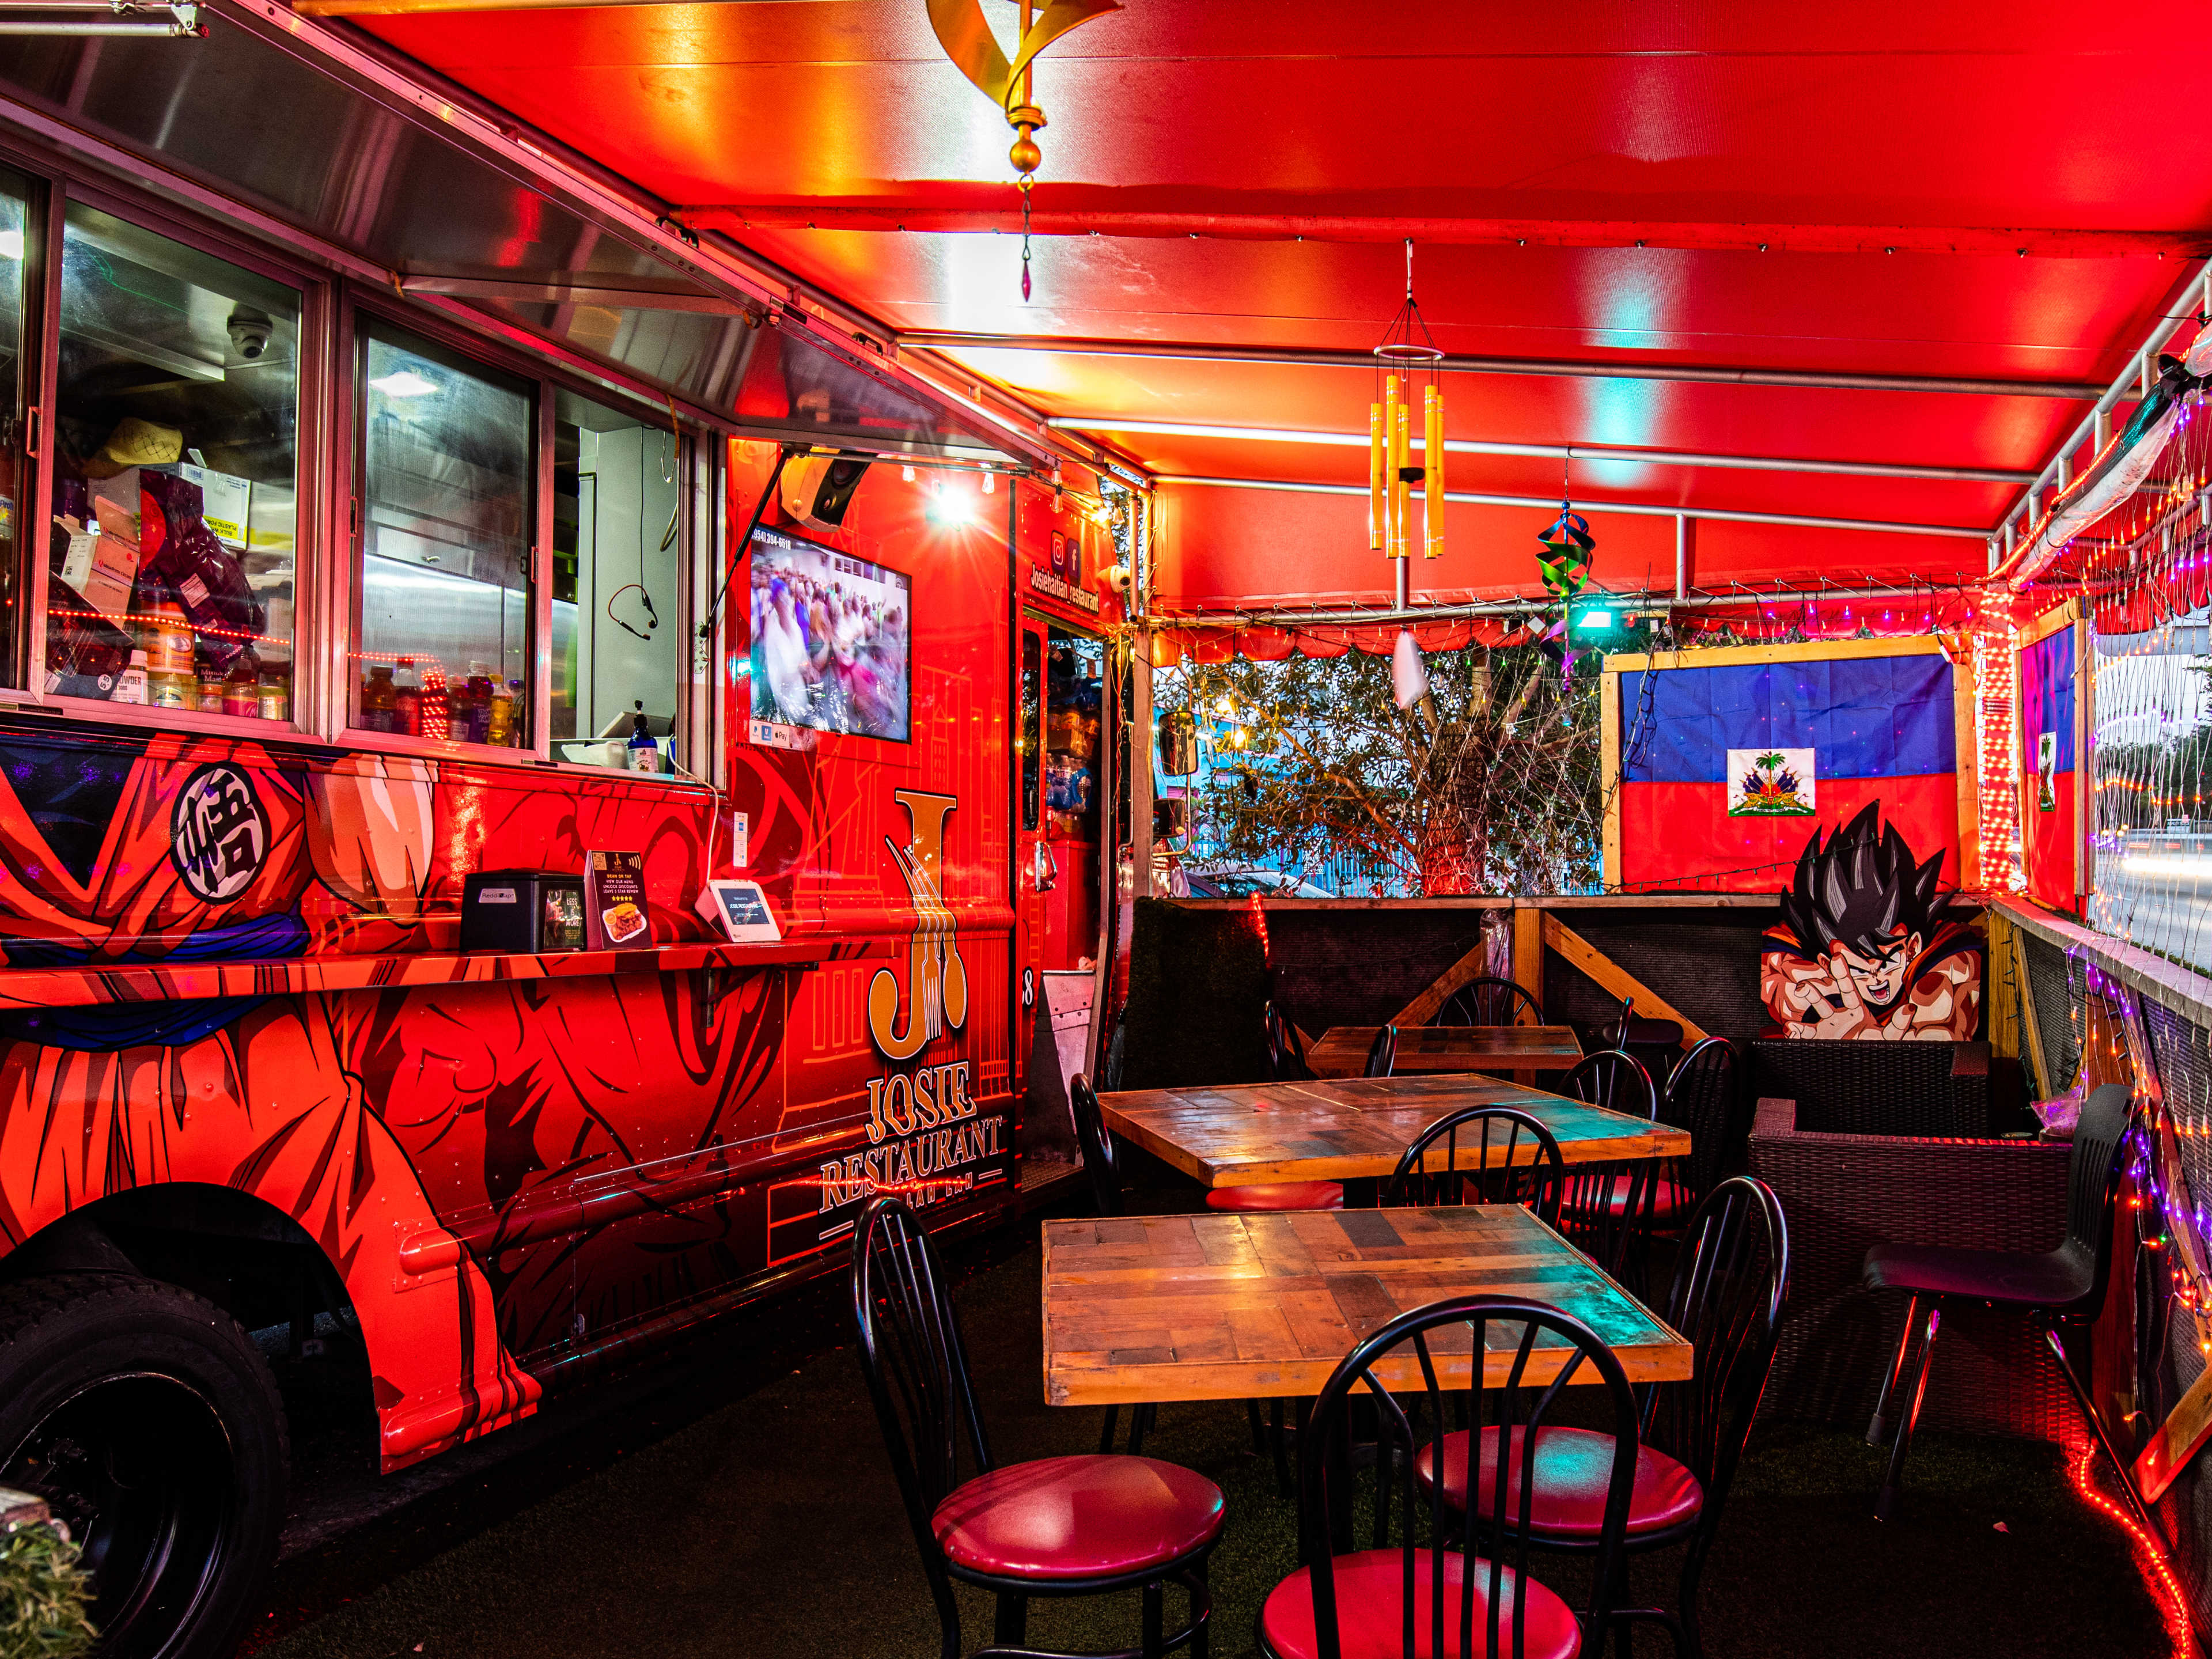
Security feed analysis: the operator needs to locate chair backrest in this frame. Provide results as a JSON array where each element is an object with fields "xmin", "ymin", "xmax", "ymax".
[
  {"xmin": 1266, "ymin": 999, "xmax": 1312, "ymax": 1081},
  {"xmin": 1642, "ymin": 1176, "xmax": 1789, "ymax": 1533},
  {"xmin": 1069, "ymin": 1073, "xmax": 1123, "ymax": 1218},
  {"xmin": 1562, "ymin": 1049, "xmax": 1658, "ymax": 1122},
  {"xmin": 1385, "ymin": 1106, "xmax": 1564, "ymax": 1219},
  {"xmin": 2062, "ymin": 1082, "xmax": 2137, "ymax": 1319},
  {"xmin": 851, "ymin": 1197, "xmax": 993, "ymax": 1565},
  {"xmin": 1294, "ymin": 1295, "xmax": 1638, "ymax": 1659},
  {"xmin": 1365, "ymin": 1024, "xmax": 1399, "ymax": 1078},
  {"xmin": 1612, "ymin": 995, "xmax": 1636, "ymax": 1050},
  {"xmin": 1664, "ymin": 1037, "xmax": 1740, "ymax": 1199},
  {"xmin": 1434, "ymin": 976, "xmax": 1541, "ymax": 1028}
]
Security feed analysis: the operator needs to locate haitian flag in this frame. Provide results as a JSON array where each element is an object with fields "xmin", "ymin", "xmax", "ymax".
[
  {"xmin": 1616, "ymin": 649, "xmax": 1961, "ymax": 892},
  {"xmin": 2018, "ymin": 625, "xmax": 2077, "ymax": 913}
]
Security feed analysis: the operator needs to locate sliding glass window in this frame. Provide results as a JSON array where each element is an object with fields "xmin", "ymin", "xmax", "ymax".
[
  {"xmin": 48, "ymin": 202, "xmax": 300, "ymax": 715},
  {"xmin": 357, "ymin": 320, "xmax": 533, "ymax": 747},
  {"xmin": 0, "ymin": 172, "xmax": 26, "ymax": 681}
]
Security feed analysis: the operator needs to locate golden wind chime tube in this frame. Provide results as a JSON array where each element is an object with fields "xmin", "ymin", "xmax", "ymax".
[
  {"xmin": 1388, "ymin": 374, "xmax": 1410, "ymax": 559},
  {"xmin": 1369, "ymin": 399, "xmax": 1386, "ymax": 551},
  {"xmin": 1423, "ymin": 382, "xmax": 1444, "ymax": 558}
]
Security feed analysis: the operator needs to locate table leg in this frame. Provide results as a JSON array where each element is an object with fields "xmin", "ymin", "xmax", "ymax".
[{"xmin": 1342, "ymin": 1176, "xmax": 1381, "ymax": 1209}]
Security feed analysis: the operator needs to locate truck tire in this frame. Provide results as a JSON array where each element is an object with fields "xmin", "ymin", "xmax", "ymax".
[{"xmin": 0, "ymin": 1272, "xmax": 288, "ymax": 1659}]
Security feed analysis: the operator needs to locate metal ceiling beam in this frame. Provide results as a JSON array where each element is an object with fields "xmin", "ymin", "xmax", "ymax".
[
  {"xmin": 692, "ymin": 205, "xmax": 2209, "ymax": 262},
  {"xmin": 1047, "ymin": 416, "xmax": 2031, "ymax": 484},
  {"xmin": 1162, "ymin": 474, "xmax": 1989, "ymax": 539},
  {"xmin": 900, "ymin": 332, "xmax": 2101, "ymax": 400}
]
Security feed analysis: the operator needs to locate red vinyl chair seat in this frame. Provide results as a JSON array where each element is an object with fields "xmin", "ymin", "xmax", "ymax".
[
  {"xmin": 1561, "ymin": 1175, "xmax": 1691, "ymax": 1223},
  {"xmin": 1206, "ymin": 1180, "xmax": 1345, "ymax": 1211},
  {"xmin": 1414, "ymin": 1427, "xmax": 1704, "ymax": 1540},
  {"xmin": 931, "ymin": 1454, "xmax": 1225, "ymax": 1581},
  {"xmin": 1260, "ymin": 1547, "xmax": 1581, "ymax": 1659}
]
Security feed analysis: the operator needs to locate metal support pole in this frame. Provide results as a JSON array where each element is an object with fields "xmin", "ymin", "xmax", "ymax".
[
  {"xmin": 1674, "ymin": 513, "xmax": 1689, "ymax": 601},
  {"xmin": 1129, "ymin": 643, "xmax": 1155, "ymax": 900},
  {"xmin": 1394, "ymin": 554, "xmax": 1409, "ymax": 611}
]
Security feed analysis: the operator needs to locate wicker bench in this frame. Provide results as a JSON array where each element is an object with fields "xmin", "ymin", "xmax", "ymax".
[
  {"xmin": 1750, "ymin": 1037, "xmax": 1995, "ymax": 1138},
  {"xmin": 1747, "ymin": 1096, "xmax": 2076, "ymax": 1441}
]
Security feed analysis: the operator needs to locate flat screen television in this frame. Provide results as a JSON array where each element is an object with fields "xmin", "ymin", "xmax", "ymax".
[{"xmin": 748, "ymin": 525, "xmax": 912, "ymax": 743}]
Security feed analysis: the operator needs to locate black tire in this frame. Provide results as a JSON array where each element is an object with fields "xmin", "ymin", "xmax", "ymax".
[{"xmin": 0, "ymin": 1272, "xmax": 288, "ymax": 1659}]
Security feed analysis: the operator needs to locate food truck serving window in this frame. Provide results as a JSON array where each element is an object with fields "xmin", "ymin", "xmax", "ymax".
[
  {"xmin": 48, "ymin": 203, "xmax": 301, "ymax": 717},
  {"xmin": 553, "ymin": 388, "xmax": 683, "ymax": 771},
  {"xmin": 356, "ymin": 321, "xmax": 534, "ymax": 747},
  {"xmin": 0, "ymin": 173, "xmax": 26, "ymax": 683}
]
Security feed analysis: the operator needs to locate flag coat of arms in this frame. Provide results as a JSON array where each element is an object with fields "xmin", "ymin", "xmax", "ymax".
[
  {"xmin": 1614, "ymin": 649, "xmax": 1962, "ymax": 892},
  {"xmin": 2018, "ymin": 623, "xmax": 2077, "ymax": 913}
]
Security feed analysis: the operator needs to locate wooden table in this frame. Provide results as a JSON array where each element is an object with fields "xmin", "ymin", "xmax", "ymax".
[
  {"xmin": 1098, "ymin": 1074, "xmax": 1687, "ymax": 1192},
  {"xmin": 1043, "ymin": 1204, "xmax": 1691, "ymax": 1407},
  {"xmin": 1307, "ymin": 1024, "xmax": 1584, "ymax": 1084}
]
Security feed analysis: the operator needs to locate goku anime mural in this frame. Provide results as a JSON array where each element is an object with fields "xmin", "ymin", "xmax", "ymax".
[{"xmin": 1760, "ymin": 802, "xmax": 1983, "ymax": 1040}]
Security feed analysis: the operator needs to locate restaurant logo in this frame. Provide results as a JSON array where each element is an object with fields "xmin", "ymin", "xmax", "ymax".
[
  {"xmin": 171, "ymin": 762, "xmax": 268, "ymax": 903},
  {"xmin": 868, "ymin": 789, "xmax": 969, "ymax": 1061}
]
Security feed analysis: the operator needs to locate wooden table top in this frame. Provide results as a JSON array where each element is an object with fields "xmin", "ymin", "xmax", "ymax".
[
  {"xmin": 1043, "ymin": 1205, "xmax": 1692, "ymax": 1406},
  {"xmin": 1097, "ymin": 1074, "xmax": 1688, "ymax": 1187},
  {"xmin": 1306, "ymin": 1024, "xmax": 1584, "ymax": 1078}
]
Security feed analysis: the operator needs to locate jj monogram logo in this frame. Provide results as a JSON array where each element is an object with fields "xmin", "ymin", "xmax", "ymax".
[{"xmin": 868, "ymin": 789, "xmax": 969, "ymax": 1061}]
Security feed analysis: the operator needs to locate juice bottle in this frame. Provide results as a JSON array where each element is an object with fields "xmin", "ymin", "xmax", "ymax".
[
  {"xmin": 113, "ymin": 650, "xmax": 149, "ymax": 706},
  {"xmin": 486, "ymin": 677, "xmax": 514, "ymax": 747},
  {"xmin": 361, "ymin": 664, "xmax": 396, "ymax": 733},
  {"xmin": 222, "ymin": 663, "xmax": 259, "ymax": 718},
  {"xmin": 464, "ymin": 662, "xmax": 494, "ymax": 744},
  {"xmin": 392, "ymin": 657, "xmax": 422, "ymax": 737},
  {"xmin": 257, "ymin": 666, "xmax": 289, "ymax": 722}
]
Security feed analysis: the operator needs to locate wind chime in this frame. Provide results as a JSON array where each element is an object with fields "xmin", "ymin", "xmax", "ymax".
[
  {"xmin": 1369, "ymin": 239, "xmax": 1446, "ymax": 584},
  {"xmin": 926, "ymin": 0, "xmax": 1122, "ymax": 300}
]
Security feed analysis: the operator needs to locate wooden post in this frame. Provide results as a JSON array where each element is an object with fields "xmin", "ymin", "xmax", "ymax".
[{"xmin": 1513, "ymin": 906, "xmax": 1544, "ymax": 1021}]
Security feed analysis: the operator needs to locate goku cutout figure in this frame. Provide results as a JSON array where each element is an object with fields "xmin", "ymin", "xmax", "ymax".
[{"xmin": 1760, "ymin": 802, "xmax": 1982, "ymax": 1040}]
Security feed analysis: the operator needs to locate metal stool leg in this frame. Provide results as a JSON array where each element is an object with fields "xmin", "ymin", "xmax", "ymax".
[
  {"xmin": 1141, "ymin": 1579, "xmax": 1164, "ymax": 1659},
  {"xmin": 1099, "ymin": 1403, "xmax": 1120, "ymax": 1456},
  {"xmin": 1246, "ymin": 1397, "xmax": 1267, "ymax": 1455},
  {"xmin": 1867, "ymin": 1293, "xmax": 1921, "ymax": 1447},
  {"xmin": 993, "ymin": 1591, "xmax": 1028, "ymax": 1647},
  {"xmin": 1876, "ymin": 1301, "xmax": 1942, "ymax": 1521}
]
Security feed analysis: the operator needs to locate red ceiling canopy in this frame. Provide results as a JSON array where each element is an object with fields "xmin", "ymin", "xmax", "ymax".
[{"xmin": 351, "ymin": 0, "xmax": 2212, "ymax": 613}]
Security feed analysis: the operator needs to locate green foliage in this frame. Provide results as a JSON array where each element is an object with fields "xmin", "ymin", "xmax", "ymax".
[
  {"xmin": 1162, "ymin": 642, "xmax": 1604, "ymax": 896},
  {"xmin": 0, "ymin": 1521, "xmax": 97, "ymax": 1659}
]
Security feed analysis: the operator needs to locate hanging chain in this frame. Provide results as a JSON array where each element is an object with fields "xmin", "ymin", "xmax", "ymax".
[{"xmin": 1020, "ymin": 175, "xmax": 1034, "ymax": 301}]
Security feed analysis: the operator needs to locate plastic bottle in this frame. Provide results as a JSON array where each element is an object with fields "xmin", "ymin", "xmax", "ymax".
[
  {"xmin": 197, "ymin": 663, "xmax": 227, "ymax": 714},
  {"xmin": 257, "ymin": 667, "xmax": 289, "ymax": 722},
  {"xmin": 113, "ymin": 649, "xmax": 149, "ymax": 706},
  {"xmin": 361, "ymin": 664, "xmax": 396, "ymax": 733},
  {"xmin": 464, "ymin": 662, "xmax": 494, "ymax": 744},
  {"xmin": 487, "ymin": 677, "xmax": 516, "ymax": 747},
  {"xmin": 392, "ymin": 657, "xmax": 422, "ymax": 737},
  {"xmin": 222, "ymin": 662, "xmax": 258, "ymax": 718},
  {"xmin": 627, "ymin": 704, "xmax": 661, "ymax": 774}
]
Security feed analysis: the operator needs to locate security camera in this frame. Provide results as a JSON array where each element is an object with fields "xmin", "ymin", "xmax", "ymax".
[
  {"xmin": 1105, "ymin": 562, "xmax": 1134, "ymax": 595},
  {"xmin": 227, "ymin": 306, "xmax": 272, "ymax": 362}
]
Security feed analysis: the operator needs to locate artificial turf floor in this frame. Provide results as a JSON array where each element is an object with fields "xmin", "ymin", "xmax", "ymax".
[{"xmin": 252, "ymin": 1215, "xmax": 2172, "ymax": 1659}]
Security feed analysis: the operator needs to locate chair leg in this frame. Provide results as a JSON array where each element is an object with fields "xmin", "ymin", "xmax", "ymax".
[
  {"xmin": 1142, "ymin": 1579, "xmax": 1165, "ymax": 1659},
  {"xmin": 993, "ymin": 1591, "xmax": 1028, "ymax": 1648},
  {"xmin": 2044, "ymin": 1323, "xmax": 2162, "ymax": 1540},
  {"xmin": 1876, "ymin": 1301, "xmax": 1942, "ymax": 1521},
  {"xmin": 1867, "ymin": 1293, "xmax": 1921, "ymax": 1447}
]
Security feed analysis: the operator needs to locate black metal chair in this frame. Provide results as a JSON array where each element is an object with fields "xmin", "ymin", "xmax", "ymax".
[
  {"xmin": 1662, "ymin": 1037, "xmax": 1742, "ymax": 1215},
  {"xmin": 1364, "ymin": 1024, "xmax": 1398, "ymax": 1079},
  {"xmin": 1383, "ymin": 1106, "xmax": 1565, "ymax": 1219},
  {"xmin": 1862, "ymin": 1081, "xmax": 2135, "ymax": 1521},
  {"xmin": 1556, "ymin": 1050, "xmax": 1664, "ymax": 1285},
  {"xmin": 853, "ymin": 1196, "xmax": 1222, "ymax": 1659},
  {"xmin": 1266, "ymin": 999, "xmax": 1314, "ymax": 1082},
  {"xmin": 1433, "ymin": 976, "xmax": 1543, "ymax": 1028},
  {"xmin": 1611, "ymin": 995, "xmax": 1684, "ymax": 1091},
  {"xmin": 1415, "ymin": 1177, "xmax": 1790, "ymax": 1659},
  {"xmin": 1257, "ymin": 1295, "xmax": 1640, "ymax": 1659}
]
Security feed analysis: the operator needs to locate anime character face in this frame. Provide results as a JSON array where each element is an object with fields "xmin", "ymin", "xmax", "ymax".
[{"xmin": 1831, "ymin": 929, "xmax": 1923, "ymax": 1010}]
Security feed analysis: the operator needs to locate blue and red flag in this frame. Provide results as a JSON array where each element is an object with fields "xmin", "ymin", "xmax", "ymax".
[
  {"xmin": 1616, "ymin": 651, "xmax": 1961, "ymax": 892},
  {"xmin": 2017, "ymin": 626, "xmax": 2076, "ymax": 913}
]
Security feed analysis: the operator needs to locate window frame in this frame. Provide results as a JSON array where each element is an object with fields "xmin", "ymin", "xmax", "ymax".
[{"xmin": 29, "ymin": 174, "xmax": 329, "ymax": 736}]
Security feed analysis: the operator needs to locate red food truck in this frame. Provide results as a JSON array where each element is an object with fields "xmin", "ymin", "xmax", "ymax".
[{"xmin": 0, "ymin": 20, "xmax": 1134, "ymax": 1657}]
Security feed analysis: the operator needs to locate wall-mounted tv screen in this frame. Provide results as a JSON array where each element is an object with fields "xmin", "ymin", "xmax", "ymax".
[{"xmin": 748, "ymin": 525, "xmax": 912, "ymax": 743}]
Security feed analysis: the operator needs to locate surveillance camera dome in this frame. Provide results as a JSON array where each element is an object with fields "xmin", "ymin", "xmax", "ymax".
[{"xmin": 226, "ymin": 306, "xmax": 273, "ymax": 362}]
